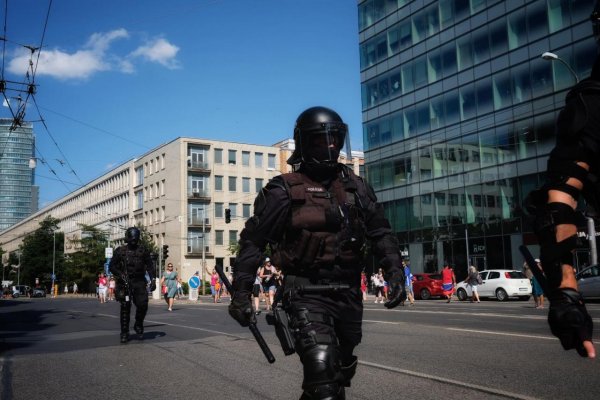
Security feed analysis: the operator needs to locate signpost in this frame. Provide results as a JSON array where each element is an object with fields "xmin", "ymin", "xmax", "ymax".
[{"xmin": 188, "ymin": 275, "xmax": 200, "ymax": 301}]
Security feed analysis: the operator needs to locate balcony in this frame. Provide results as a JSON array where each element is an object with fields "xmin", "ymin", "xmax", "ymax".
[
  {"xmin": 187, "ymin": 160, "xmax": 211, "ymax": 173},
  {"xmin": 187, "ymin": 188, "xmax": 210, "ymax": 200},
  {"xmin": 188, "ymin": 216, "xmax": 211, "ymax": 228}
]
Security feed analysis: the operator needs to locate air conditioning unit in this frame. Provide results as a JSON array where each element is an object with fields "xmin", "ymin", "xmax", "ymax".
[{"xmin": 192, "ymin": 188, "xmax": 200, "ymax": 197}]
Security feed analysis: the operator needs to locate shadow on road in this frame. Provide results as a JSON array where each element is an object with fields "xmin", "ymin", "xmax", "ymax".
[{"xmin": 0, "ymin": 300, "xmax": 56, "ymax": 353}]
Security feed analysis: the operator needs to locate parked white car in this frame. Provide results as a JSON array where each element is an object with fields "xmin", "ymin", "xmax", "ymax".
[
  {"xmin": 576, "ymin": 265, "xmax": 600, "ymax": 298},
  {"xmin": 456, "ymin": 270, "xmax": 531, "ymax": 301}
]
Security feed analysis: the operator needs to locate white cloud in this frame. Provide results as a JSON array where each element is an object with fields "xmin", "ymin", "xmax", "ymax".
[
  {"xmin": 130, "ymin": 38, "xmax": 180, "ymax": 69},
  {"xmin": 6, "ymin": 29, "xmax": 180, "ymax": 80},
  {"xmin": 85, "ymin": 28, "xmax": 129, "ymax": 52}
]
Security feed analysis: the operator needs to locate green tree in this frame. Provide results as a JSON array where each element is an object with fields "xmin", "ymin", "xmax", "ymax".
[
  {"xmin": 6, "ymin": 251, "xmax": 20, "ymax": 284},
  {"xmin": 137, "ymin": 224, "xmax": 158, "ymax": 254},
  {"xmin": 19, "ymin": 216, "xmax": 64, "ymax": 288},
  {"xmin": 64, "ymin": 224, "xmax": 109, "ymax": 292}
]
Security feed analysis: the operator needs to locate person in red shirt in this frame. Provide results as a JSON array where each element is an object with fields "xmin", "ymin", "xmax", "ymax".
[{"xmin": 441, "ymin": 264, "xmax": 456, "ymax": 303}]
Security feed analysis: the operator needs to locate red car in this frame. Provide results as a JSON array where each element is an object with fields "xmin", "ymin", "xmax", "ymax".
[{"xmin": 412, "ymin": 273, "xmax": 444, "ymax": 300}]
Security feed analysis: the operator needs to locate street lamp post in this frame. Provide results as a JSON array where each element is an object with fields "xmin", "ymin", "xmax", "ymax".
[
  {"xmin": 202, "ymin": 211, "xmax": 206, "ymax": 296},
  {"xmin": 17, "ymin": 252, "xmax": 21, "ymax": 285},
  {"xmin": 541, "ymin": 52, "xmax": 580, "ymax": 83},
  {"xmin": 51, "ymin": 229, "xmax": 56, "ymax": 298}
]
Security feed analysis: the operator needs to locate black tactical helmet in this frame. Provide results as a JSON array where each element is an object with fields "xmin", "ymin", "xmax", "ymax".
[
  {"xmin": 287, "ymin": 106, "xmax": 348, "ymax": 167},
  {"xmin": 125, "ymin": 227, "xmax": 141, "ymax": 245}
]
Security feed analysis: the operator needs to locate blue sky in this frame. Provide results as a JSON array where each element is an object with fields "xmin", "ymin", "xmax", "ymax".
[{"xmin": 1, "ymin": 0, "xmax": 363, "ymax": 208}]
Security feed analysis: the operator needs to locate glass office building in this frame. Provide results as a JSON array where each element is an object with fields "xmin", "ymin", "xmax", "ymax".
[
  {"xmin": 0, "ymin": 118, "xmax": 36, "ymax": 230},
  {"xmin": 358, "ymin": 0, "xmax": 596, "ymax": 276}
]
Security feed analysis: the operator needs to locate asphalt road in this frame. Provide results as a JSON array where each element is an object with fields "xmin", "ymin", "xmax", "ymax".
[{"xmin": 1, "ymin": 295, "xmax": 599, "ymax": 400}]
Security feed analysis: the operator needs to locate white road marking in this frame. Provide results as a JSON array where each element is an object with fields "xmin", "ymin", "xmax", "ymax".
[
  {"xmin": 363, "ymin": 318, "xmax": 557, "ymax": 340},
  {"xmin": 359, "ymin": 359, "xmax": 543, "ymax": 400},
  {"xmin": 446, "ymin": 327, "xmax": 556, "ymax": 340}
]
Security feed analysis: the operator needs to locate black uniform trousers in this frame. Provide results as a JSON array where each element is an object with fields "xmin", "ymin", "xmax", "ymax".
[{"xmin": 117, "ymin": 279, "xmax": 149, "ymax": 333}]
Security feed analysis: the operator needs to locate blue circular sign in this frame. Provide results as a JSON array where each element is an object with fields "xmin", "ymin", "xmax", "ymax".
[{"xmin": 188, "ymin": 276, "xmax": 200, "ymax": 289}]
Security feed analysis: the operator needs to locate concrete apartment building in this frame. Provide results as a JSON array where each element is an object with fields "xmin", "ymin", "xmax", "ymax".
[
  {"xmin": 358, "ymin": 0, "xmax": 596, "ymax": 276},
  {"xmin": 0, "ymin": 137, "xmax": 363, "ymax": 285}
]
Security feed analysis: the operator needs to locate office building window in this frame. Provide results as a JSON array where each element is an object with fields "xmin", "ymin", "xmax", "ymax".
[
  {"xmin": 135, "ymin": 167, "xmax": 143, "ymax": 186},
  {"xmin": 215, "ymin": 203, "xmax": 224, "ymax": 218},
  {"xmin": 214, "ymin": 148, "xmax": 223, "ymax": 164},
  {"xmin": 242, "ymin": 151, "xmax": 250, "ymax": 166},
  {"xmin": 215, "ymin": 230, "xmax": 224, "ymax": 246},
  {"xmin": 229, "ymin": 230, "xmax": 238, "ymax": 245},
  {"xmin": 243, "ymin": 203, "xmax": 251, "ymax": 218},
  {"xmin": 215, "ymin": 175, "xmax": 223, "ymax": 191},
  {"xmin": 242, "ymin": 177, "xmax": 250, "ymax": 193},
  {"xmin": 228, "ymin": 176, "xmax": 237, "ymax": 192},
  {"xmin": 228, "ymin": 149, "xmax": 236, "ymax": 164},
  {"xmin": 135, "ymin": 190, "xmax": 143, "ymax": 210},
  {"xmin": 268, "ymin": 153, "xmax": 276, "ymax": 169},
  {"xmin": 229, "ymin": 203, "xmax": 237, "ymax": 218},
  {"xmin": 255, "ymin": 152, "xmax": 263, "ymax": 168},
  {"xmin": 255, "ymin": 178, "xmax": 264, "ymax": 193}
]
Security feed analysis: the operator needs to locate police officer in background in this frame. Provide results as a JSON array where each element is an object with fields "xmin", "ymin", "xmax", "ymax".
[
  {"xmin": 228, "ymin": 106, "xmax": 406, "ymax": 399},
  {"xmin": 526, "ymin": 3, "xmax": 600, "ymax": 358},
  {"xmin": 109, "ymin": 227, "xmax": 156, "ymax": 343}
]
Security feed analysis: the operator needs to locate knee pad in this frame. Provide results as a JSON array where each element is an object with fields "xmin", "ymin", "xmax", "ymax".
[
  {"xmin": 535, "ymin": 202, "xmax": 579, "ymax": 289},
  {"xmin": 299, "ymin": 344, "xmax": 344, "ymax": 398}
]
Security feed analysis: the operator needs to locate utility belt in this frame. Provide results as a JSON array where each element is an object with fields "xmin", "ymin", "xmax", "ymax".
[{"xmin": 283, "ymin": 274, "xmax": 355, "ymax": 293}]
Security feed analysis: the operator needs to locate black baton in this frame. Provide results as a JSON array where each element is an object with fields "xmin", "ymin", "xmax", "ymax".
[
  {"xmin": 215, "ymin": 265, "xmax": 276, "ymax": 364},
  {"xmin": 519, "ymin": 245, "xmax": 550, "ymax": 295}
]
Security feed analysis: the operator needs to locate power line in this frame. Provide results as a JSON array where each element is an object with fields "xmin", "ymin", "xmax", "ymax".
[{"xmin": 30, "ymin": 94, "xmax": 83, "ymax": 184}]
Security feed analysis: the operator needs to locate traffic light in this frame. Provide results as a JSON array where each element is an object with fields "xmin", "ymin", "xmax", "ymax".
[
  {"xmin": 225, "ymin": 208, "xmax": 231, "ymax": 224},
  {"xmin": 162, "ymin": 245, "xmax": 169, "ymax": 259}
]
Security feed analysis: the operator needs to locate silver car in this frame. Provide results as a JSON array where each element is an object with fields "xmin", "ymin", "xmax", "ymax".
[{"xmin": 577, "ymin": 265, "xmax": 600, "ymax": 299}]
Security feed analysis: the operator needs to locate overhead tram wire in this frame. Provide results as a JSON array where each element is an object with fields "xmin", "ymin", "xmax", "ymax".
[
  {"xmin": 0, "ymin": 0, "xmax": 52, "ymax": 157},
  {"xmin": 30, "ymin": 95, "xmax": 84, "ymax": 185},
  {"xmin": 33, "ymin": 143, "xmax": 71, "ymax": 192},
  {"xmin": 37, "ymin": 105, "xmax": 153, "ymax": 149}
]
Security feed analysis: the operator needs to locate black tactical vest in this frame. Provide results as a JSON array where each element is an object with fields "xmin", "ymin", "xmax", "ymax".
[
  {"xmin": 272, "ymin": 168, "xmax": 368, "ymax": 274},
  {"xmin": 116, "ymin": 245, "xmax": 149, "ymax": 279}
]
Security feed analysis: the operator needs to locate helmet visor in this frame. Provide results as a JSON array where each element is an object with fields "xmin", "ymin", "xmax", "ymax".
[{"xmin": 300, "ymin": 122, "xmax": 347, "ymax": 164}]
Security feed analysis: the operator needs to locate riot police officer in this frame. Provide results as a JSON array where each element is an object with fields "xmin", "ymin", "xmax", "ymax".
[
  {"xmin": 526, "ymin": 3, "xmax": 600, "ymax": 358},
  {"xmin": 228, "ymin": 106, "xmax": 406, "ymax": 399},
  {"xmin": 109, "ymin": 227, "xmax": 156, "ymax": 343}
]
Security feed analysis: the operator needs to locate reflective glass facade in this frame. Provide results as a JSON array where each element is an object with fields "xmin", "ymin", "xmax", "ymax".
[
  {"xmin": 0, "ymin": 118, "xmax": 35, "ymax": 230},
  {"xmin": 359, "ymin": 0, "xmax": 596, "ymax": 277}
]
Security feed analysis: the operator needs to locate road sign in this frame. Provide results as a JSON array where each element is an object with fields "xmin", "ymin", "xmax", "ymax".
[
  {"xmin": 188, "ymin": 276, "xmax": 200, "ymax": 289},
  {"xmin": 105, "ymin": 247, "xmax": 113, "ymax": 258}
]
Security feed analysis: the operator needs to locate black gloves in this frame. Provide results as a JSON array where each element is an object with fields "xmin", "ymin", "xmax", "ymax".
[
  {"xmin": 229, "ymin": 290, "xmax": 256, "ymax": 327},
  {"xmin": 548, "ymin": 289, "xmax": 594, "ymax": 357},
  {"xmin": 149, "ymin": 280, "xmax": 157, "ymax": 292},
  {"xmin": 384, "ymin": 270, "xmax": 406, "ymax": 309}
]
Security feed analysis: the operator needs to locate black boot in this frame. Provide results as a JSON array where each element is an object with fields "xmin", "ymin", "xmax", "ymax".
[
  {"xmin": 120, "ymin": 333, "xmax": 129, "ymax": 344},
  {"xmin": 133, "ymin": 321, "xmax": 144, "ymax": 339}
]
